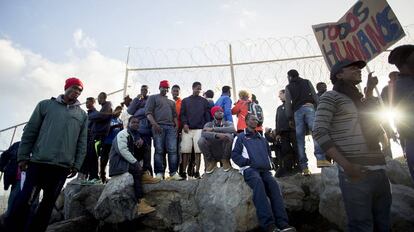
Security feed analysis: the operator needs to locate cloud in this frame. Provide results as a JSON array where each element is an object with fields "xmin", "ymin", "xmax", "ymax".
[
  {"xmin": 0, "ymin": 38, "xmax": 125, "ymax": 138},
  {"xmin": 73, "ymin": 28, "xmax": 97, "ymax": 50}
]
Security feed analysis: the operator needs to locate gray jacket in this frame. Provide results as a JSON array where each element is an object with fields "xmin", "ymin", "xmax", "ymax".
[{"xmin": 109, "ymin": 128, "xmax": 138, "ymax": 177}]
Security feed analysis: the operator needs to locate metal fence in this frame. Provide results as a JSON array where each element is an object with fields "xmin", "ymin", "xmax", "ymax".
[{"xmin": 1, "ymin": 25, "xmax": 414, "ymax": 151}]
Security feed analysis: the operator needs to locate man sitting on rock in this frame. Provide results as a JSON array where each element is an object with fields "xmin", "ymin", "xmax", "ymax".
[
  {"xmin": 109, "ymin": 116, "xmax": 160, "ymax": 215},
  {"xmin": 231, "ymin": 113, "xmax": 296, "ymax": 232},
  {"xmin": 198, "ymin": 106, "xmax": 235, "ymax": 173}
]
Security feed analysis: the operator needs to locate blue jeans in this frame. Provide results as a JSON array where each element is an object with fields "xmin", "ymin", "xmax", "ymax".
[
  {"xmin": 338, "ymin": 169, "xmax": 391, "ymax": 232},
  {"xmin": 404, "ymin": 139, "xmax": 414, "ymax": 182},
  {"xmin": 152, "ymin": 125, "xmax": 178, "ymax": 175},
  {"xmin": 243, "ymin": 168, "xmax": 289, "ymax": 230},
  {"xmin": 294, "ymin": 105, "xmax": 326, "ymax": 169}
]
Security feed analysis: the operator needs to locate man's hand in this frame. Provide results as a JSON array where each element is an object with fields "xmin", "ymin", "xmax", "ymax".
[
  {"xmin": 18, "ymin": 160, "xmax": 29, "ymax": 171},
  {"xmin": 203, "ymin": 127, "xmax": 213, "ymax": 132},
  {"xmin": 135, "ymin": 138, "xmax": 144, "ymax": 148},
  {"xmin": 275, "ymin": 135, "xmax": 282, "ymax": 142},
  {"xmin": 153, "ymin": 123, "xmax": 162, "ymax": 134},
  {"xmin": 343, "ymin": 163, "xmax": 366, "ymax": 182},
  {"xmin": 367, "ymin": 72, "xmax": 378, "ymax": 89},
  {"xmin": 67, "ymin": 167, "xmax": 78, "ymax": 179},
  {"xmin": 183, "ymin": 124, "xmax": 190, "ymax": 133},
  {"xmin": 288, "ymin": 120, "xmax": 295, "ymax": 129}
]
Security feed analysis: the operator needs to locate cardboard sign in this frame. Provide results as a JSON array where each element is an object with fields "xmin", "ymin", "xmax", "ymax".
[{"xmin": 312, "ymin": 0, "xmax": 405, "ymax": 69}]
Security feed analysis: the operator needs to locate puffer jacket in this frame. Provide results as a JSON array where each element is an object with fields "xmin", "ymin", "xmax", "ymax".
[{"xmin": 17, "ymin": 95, "xmax": 87, "ymax": 170}]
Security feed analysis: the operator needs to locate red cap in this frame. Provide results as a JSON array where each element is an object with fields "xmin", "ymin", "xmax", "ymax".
[
  {"xmin": 159, "ymin": 80, "xmax": 170, "ymax": 88},
  {"xmin": 65, "ymin": 77, "xmax": 83, "ymax": 90},
  {"xmin": 211, "ymin": 106, "xmax": 223, "ymax": 117}
]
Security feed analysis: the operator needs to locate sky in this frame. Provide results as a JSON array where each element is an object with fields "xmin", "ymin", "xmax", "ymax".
[{"xmin": 0, "ymin": 0, "xmax": 413, "ymax": 151}]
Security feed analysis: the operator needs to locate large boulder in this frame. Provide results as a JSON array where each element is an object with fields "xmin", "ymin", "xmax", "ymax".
[
  {"xmin": 386, "ymin": 158, "xmax": 414, "ymax": 188},
  {"xmin": 94, "ymin": 169, "xmax": 260, "ymax": 231},
  {"xmin": 46, "ymin": 216, "xmax": 97, "ymax": 232},
  {"xmin": 64, "ymin": 180, "xmax": 105, "ymax": 220},
  {"xmin": 319, "ymin": 166, "xmax": 347, "ymax": 229},
  {"xmin": 94, "ymin": 172, "xmax": 139, "ymax": 223},
  {"xmin": 390, "ymin": 184, "xmax": 414, "ymax": 231}
]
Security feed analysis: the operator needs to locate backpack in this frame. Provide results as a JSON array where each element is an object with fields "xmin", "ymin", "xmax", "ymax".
[{"xmin": 247, "ymin": 102, "xmax": 264, "ymax": 126}]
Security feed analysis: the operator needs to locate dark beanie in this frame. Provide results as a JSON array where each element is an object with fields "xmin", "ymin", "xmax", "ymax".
[
  {"xmin": 287, "ymin": 69, "xmax": 299, "ymax": 77},
  {"xmin": 388, "ymin": 44, "xmax": 414, "ymax": 67}
]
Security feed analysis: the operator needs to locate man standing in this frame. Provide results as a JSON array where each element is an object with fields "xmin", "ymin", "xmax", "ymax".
[
  {"xmin": 232, "ymin": 114, "xmax": 295, "ymax": 232},
  {"xmin": 198, "ymin": 106, "xmax": 235, "ymax": 173},
  {"xmin": 274, "ymin": 89, "xmax": 299, "ymax": 177},
  {"xmin": 215, "ymin": 85, "xmax": 233, "ymax": 123},
  {"xmin": 180, "ymin": 82, "xmax": 211, "ymax": 179},
  {"xmin": 145, "ymin": 80, "xmax": 182, "ymax": 180},
  {"xmin": 89, "ymin": 92, "xmax": 113, "ymax": 183},
  {"xmin": 6, "ymin": 77, "xmax": 87, "ymax": 232},
  {"xmin": 78, "ymin": 97, "xmax": 100, "ymax": 181},
  {"xmin": 314, "ymin": 60, "xmax": 391, "ymax": 231},
  {"xmin": 285, "ymin": 69, "xmax": 330, "ymax": 176},
  {"xmin": 388, "ymin": 44, "xmax": 414, "ymax": 181}
]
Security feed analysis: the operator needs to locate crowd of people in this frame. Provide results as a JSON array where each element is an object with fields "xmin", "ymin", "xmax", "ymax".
[{"xmin": 0, "ymin": 44, "xmax": 413, "ymax": 232}]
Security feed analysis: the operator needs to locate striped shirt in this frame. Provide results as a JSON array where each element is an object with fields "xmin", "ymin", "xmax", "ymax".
[{"xmin": 313, "ymin": 90, "xmax": 385, "ymax": 166}]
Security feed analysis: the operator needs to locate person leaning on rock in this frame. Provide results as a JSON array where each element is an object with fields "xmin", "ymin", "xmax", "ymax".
[{"xmin": 108, "ymin": 116, "xmax": 160, "ymax": 215}]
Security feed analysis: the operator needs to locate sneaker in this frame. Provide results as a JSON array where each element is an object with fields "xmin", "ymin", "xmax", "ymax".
[
  {"xmin": 142, "ymin": 172, "xmax": 161, "ymax": 184},
  {"xmin": 166, "ymin": 172, "xmax": 183, "ymax": 181},
  {"xmin": 221, "ymin": 159, "xmax": 232, "ymax": 172},
  {"xmin": 193, "ymin": 171, "xmax": 201, "ymax": 179},
  {"xmin": 136, "ymin": 199, "xmax": 156, "ymax": 215},
  {"xmin": 278, "ymin": 226, "xmax": 296, "ymax": 232},
  {"xmin": 155, "ymin": 173, "xmax": 164, "ymax": 181},
  {"xmin": 302, "ymin": 168, "xmax": 311, "ymax": 176},
  {"xmin": 317, "ymin": 159, "xmax": 332, "ymax": 168},
  {"xmin": 179, "ymin": 172, "xmax": 187, "ymax": 180}
]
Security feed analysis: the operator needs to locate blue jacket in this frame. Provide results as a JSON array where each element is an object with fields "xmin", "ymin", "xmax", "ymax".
[
  {"xmin": 215, "ymin": 94, "xmax": 233, "ymax": 122},
  {"xmin": 231, "ymin": 130, "xmax": 273, "ymax": 172}
]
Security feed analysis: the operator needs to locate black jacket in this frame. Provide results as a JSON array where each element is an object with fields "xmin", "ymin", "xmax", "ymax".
[
  {"xmin": 285, "ymin": 77, "xmax": 318, "ymax": 119},
  {"xmin": 89, "ymin": 101, "xmax": 113, "ymax": 138},
  {"xmin": 275, "ymin": 102, "xmax": 291, "ymax": 135},
  {"xmin": 0, "ymin": 142, "xmax": 20, "ymax": 190}
]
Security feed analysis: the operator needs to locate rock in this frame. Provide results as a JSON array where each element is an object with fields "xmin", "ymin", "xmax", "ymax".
[
  {"xmin": 94, "ymin": 172, "xmax": 138, "ymax": 223},
  {"xmin": 386, "ymin": 159, "xmax": 414, "ymax": 188},
  {"xmin": 194, "ymin": 169, "xmax": 258, "ymax": 232},
  {"xmin": 46, "ymin": 216, "xmax": 97, "ymax": 232},
  {"xmin": 319, "ymin": 166, "xmax": 347, "ymax": 229},
  {"xmin": 390, "ymin": 184, "xmax": 414, "ymax": 231},
  {"xmin": 64, "ymin": 179, "xmax": 105, "ymax": 220}
]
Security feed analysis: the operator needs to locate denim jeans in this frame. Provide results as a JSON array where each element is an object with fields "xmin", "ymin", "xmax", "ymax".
[
  {"xmin": 152, "ymin": 125, "xmax": 178, "ymax": 175},
  {"xmin": 338, "ymin": 169, "xmax": 391, "ymax": 232},
  {"xmin": 243, "ymin": 168, "xmax": 289, "ymax": 230},
  {"xmin": 294, "ymin": 105, "xmax": 326, "ymax": 169}
]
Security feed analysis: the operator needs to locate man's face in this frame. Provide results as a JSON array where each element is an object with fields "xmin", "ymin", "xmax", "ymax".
[
  {"xmin": 129, "ymin": 118, "xmax": 139, "ymax": 131},
  {"xmin": 141, "ymin": 86, "xmax": 148, "ymax": 97},
  {"xmin": 159, "ymin": 87, "xmax": 169, "ymax": 96},
  {"xmin": 246, "ymin": 115, "xmax": 258, "ymax": 129},
  {"xmin": 65, "ymin": 85, "xmax": 82, "ymax": 102},
  {"xmin": 171, "ymin": 87, "xmax": 180, "ymax": 99},
  {"xmin": 278, "ymin": 91, "xmax": 285, "ymax": 101},
  {"xmin": 317, "ymin": 83, "xmax": 327, "ymax": 93},
  {"xmin": 97, "ymin": 93, "xmax": 106, "ymax": 104},
  {"xmin": 86, "ymin": 99, "xmax": 95, "ymax": 109},
  {"xmin": 193, "ymin": 85, "xmax": 201, "ymax": 96},
  {"xmin": 337, "ymin": 65, "xmax": 362, "ymax": 85},
  {"xmin": 214, "ymin": 109, "xmax": 224, "ymax": 120}
]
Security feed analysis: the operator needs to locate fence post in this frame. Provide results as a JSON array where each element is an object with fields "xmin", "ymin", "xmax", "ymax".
[
  {"xmin": 123, "ymin": 47, "xmax": 131, "ymax": 97},
  {"xmin": 229, "ymin": 44, "xmax": 237, "ymax": 102}
]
